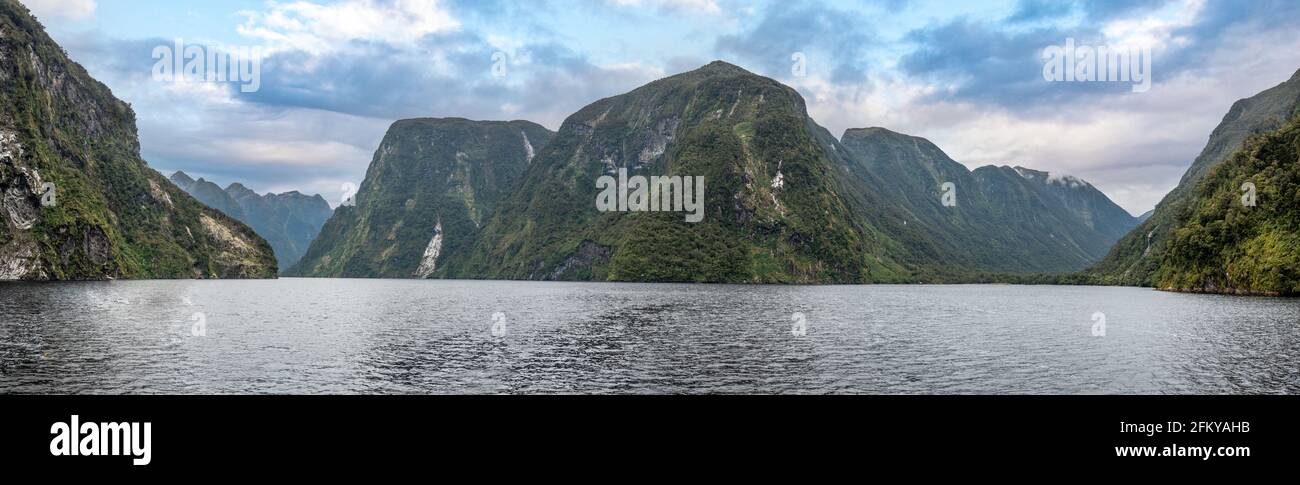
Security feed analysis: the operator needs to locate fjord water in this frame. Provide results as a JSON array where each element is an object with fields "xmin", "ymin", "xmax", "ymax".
[{"xmin": 1, "ymin": 279, "xmax": 1297, "ymax": 394}]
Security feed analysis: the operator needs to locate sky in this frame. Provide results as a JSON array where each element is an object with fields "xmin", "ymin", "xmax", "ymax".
[{"xmin": 23, "ymin": 0, "xmax": 1300, "ymax": 214}]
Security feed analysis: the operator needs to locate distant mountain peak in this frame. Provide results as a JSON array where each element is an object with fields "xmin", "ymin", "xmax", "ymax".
[
  {"xmin": 225, "ymin": 182, "xmax": 257, "ymax": 198},
  {"xmin": 839, "ymin": 126, "xmax": 962, "ymax": 177},
  {"xmin": 170, "ymin": 170, "xmax": 197, "ymax": 188},
  {"xmin": 1047, "ymin": 174, "xmax": 1092, "ymax": 189},
  {"xmin": 174, "ymin": 177, "xmax": 334, "ymax": 272},
  {"xmin": 844, "ymin": 127, "xmax": 911, "ymax": 139},
  {"xmin": 1007, "ymin": 166, "xmax": 1093, "ymax": 189},
  {"xmin": 1011, "ymin": 166, "xmax": 1047, "ymax": 179},
  {"xmin": 697, "ymin": 60, "xmax": 750, "ymax": 74},
  {"xmin": 660, "ymin": 60, "xmax": 774, "ymax": 87}
]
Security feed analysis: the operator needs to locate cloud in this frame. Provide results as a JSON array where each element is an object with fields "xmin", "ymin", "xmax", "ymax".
[
  {"xmin": 899, "ymin": 0, "xmax": 1300, "ymax": 111},
  {"xmin": 804, "ymin": 21, "xmax": 1300, "ymax": 214},
  {"xmin": 22, "ymin": 0, "xmax": 97, "ymax": 21},
  {"xmin": 715, "ymin": 0, "xmax": 876, "ymax": 84},
  {"xmin": 236, "ymin": 0, "xmax": 461, "ymax": 54},
  {"xmin": 40, "ymin": 0, "xmax": 1300, "ymax": 216},
  {"xmin": 47, "ymin": 5, "xmax": 664, "ymax": 202},
  {"xmin": 233, "ymin": 31, "xmax": 661, "ymax": 129}
]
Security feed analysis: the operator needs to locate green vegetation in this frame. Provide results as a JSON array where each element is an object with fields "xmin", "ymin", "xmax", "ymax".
[
  {"xmin": 287, "ymin": 118, "xmax": 553, "ymax": 278},
  {"xmin": 0, "ymin": 0, "xmax": 276, "ymax": 280},
  {"xmin": 1152, "ymin": 115, "xmax": 1300, "ymax": 295},
  {"xmin": 836, "ymin": 127, "xmax": 1139, "ymax": 275},
  {"xmin": 1089, "ymin": 68, "xmax": 1300, "ymax": 287},
  {"xmin": 292, "ymin": 61, "xmax": 1142, "ymax": 284},
  {"xmin": 441, "ymin": 61, "xmax": 905, "ymax": 283}
]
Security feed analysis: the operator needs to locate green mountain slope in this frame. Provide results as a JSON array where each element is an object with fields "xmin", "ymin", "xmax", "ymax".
[
  {"xmin": 439, "ymin": 61, "xmax": 910, "ymax": 283},
  {"xmin": 1089, "ymin": 68, "xmax": 1300, "ymax": 285},
  {"xmin": 836, "ymin": 127, "xmax": 1137, "ymax": 274},
  {"xmin": 170, "ymin": 172, "xmax": 333, "ymax": 271},
  {"xmin": 287, "ymin": 118, "xmax": 553, "ymax": 278},
  {"xmin": 0, "ymin": 0, "xmax": 275, "ymax": 280},
  {"xmin": 1153, "ymin": 115, "xmax": 1300, "ymax": 295}
]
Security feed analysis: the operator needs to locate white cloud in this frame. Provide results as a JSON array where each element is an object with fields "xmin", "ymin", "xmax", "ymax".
[
  {"xmin": 1100, "ymin": 0, "xmax": 1203, "ymax": 50},
  {"xmin": 22, "ymin": 0, "xmax": 97, "ymax": 21},
  {"xmin": 237, "ymin": 0, "xmax": 460, "ymax": 54},
  {"xmin": 787, "ymin": 11, "xmax": 1300, "ymax": 216}
]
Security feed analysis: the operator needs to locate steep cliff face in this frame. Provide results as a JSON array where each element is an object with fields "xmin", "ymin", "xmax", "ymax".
[
  {"xmin": 1090, "ymin": 69, "xmax": 1300, "ymax": 285},
  {"xmin": 441, "ymin": 61, "xmax": 909, "ymax": 283},
  {"xmin": 0, "ymin": 0, "xmax": 276, "ymax": 279},
  {"xmin": 171, "ymin": 172, "xmax": 333, "ymax": 271},
  {"xmin": 287, "ymin": 118, "xmax": 553, "ymax": 278}
]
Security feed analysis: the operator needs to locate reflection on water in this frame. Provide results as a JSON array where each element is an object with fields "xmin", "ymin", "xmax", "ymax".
[{"xmin": 1, "ymin": 279, "xmax": 1298, "ymax": 394}]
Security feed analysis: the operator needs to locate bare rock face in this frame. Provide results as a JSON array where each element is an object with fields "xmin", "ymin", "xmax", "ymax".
[
  {"xmin": 1, "ymin": 127, "xmax": 43, "ymax": 280},
  {"xmin": 414, "ymin": 221, "xmax": 444, "ymax": 278}
]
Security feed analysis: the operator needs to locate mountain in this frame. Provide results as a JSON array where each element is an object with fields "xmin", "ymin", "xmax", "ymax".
[
  {"xmin": 1150, "ymin": 114, "xmax": 1300, "ymax": 295},
  {"xmin": 836, "ymin": 127, "xmax": 1139, "ymax": 274},
  {"xmin": 439, "ymin": 61, "xmax": 919, "ymax": 283},
  {"xmin": 287, "ymin": 118, "xmax": 553, "ymax": 278},
  {"xmin": 426, "ymin": 62, "xmax": 1138, "ymax": 283},
  {"xmin": 169, "ymin": 172, "xmax": 245, "ymax": 219},
  {"xmin": 169, "ymin": 172, "xmax": 333, "ymax": 271},
  {"xmin": 0, "ymin": 0, "xmax": 275, "ymax": 279},
  {"xmin": 1089, "ymin": 69, "xmax": 1300, "ymax": 286}
]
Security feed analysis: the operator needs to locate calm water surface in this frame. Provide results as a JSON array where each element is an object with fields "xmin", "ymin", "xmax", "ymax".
[{"xmin": 1, "ymin": 279, "xmax": 1297, "ymax": 394}]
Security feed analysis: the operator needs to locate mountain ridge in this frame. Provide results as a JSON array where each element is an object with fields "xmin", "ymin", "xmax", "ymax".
[
  {"xmin": 438, "ymin": 60, "xmax": 904, "ymax": 283},
  {"xmin": 169, "ymin": 171, "xmax": 333, "ymax": 272},
  {"xmin": 836, "ymin": 124, "xmax": 1139, "ymax": 274},
  {"xmin": 0, "ymin": 0, "xmax": 276, "ymax": 280},
  {"xmin": 424, "ymin": 61, "xmax": 1137, "ymax": 282}
]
